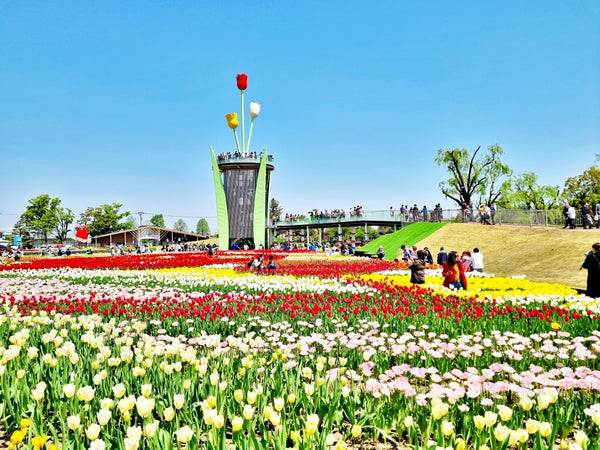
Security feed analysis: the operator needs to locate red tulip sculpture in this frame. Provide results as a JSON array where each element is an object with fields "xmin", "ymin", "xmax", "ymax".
[{"xmin": 224, "ymin": 74, "xmax": 261, "ymax": 155}]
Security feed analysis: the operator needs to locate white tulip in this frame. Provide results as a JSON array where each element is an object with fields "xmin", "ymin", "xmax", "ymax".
[{"xmin": 249, "ymin": 102, "xmax": 261, "ymax": 118}]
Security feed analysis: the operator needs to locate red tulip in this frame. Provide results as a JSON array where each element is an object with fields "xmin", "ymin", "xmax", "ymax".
[{"xmin": 236, "ymin": 73, "xmax": 248, "ymax": 91}]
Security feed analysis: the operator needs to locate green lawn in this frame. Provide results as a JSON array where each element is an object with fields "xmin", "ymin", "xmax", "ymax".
[{"xmin": 359, "ymin": 222, "xmax": 446, "ymax": 260}]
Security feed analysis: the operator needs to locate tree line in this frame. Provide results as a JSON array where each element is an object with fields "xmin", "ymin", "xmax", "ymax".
[
  {"xmin": 434, "ymin": 145, "xmax": 599, "ymax": 209},
  {"xmin": 9, "ymin": 198, "xmax": 211, "ymax": 246}
]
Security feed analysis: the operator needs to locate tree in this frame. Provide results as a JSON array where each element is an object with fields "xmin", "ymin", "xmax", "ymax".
[
  {"xmin": 173, "ymin": 219, "xmax": 188, "ymax": 232},
  {"xmin": 11, "ymin": 217, "xmax": 34, "ymax": 248},
  {"xmin": 150, "ymin": 214, "xmax": 165, "ymax": 228},
  {"xmin": 269, "ymin": 198, "xmax": 283, "ymax": 221},
  {"xmin": 20, "ymin": 194, "xmax": 62, "ymax": 244},
  {"xmin": 435, "ymin": 144, "xmax": 511, "ymax": 207},
  {"xmin": 122, "ymin": 215, "xmax": 138, "ymax": 230},
  {"xmin": 79, "ymin": 203, "xmax": 131, "ymax": 236},
  {"xmin": 196, "ymin": 218, "xmax": 210, "ymax": 235},
  {"xmin": 563, "ymin": 165, "xmax": 600, "ymax": 207},
  {"xmin": 54, "ymin": 206, "xmax": 74, "ymax": 244},
  {"xmin": 508, "ymin": 172, "xmax": 562, "ymax": 209}
]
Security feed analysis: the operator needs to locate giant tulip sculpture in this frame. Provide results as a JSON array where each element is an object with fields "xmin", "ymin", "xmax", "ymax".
[
  {"xmin": 225, "ymin": 112, "xmax": 241, "ymax": 152},
  {"xmin": 222, "ymin": 74, "xmax": 262, "ymax": 155},
  {"xmin": 237, "ymin": 74, "xmax": 248, "ymax": 151},
  {"xmin": 246, "ymin": 101, "xmax": 261, "ymax": 153}
]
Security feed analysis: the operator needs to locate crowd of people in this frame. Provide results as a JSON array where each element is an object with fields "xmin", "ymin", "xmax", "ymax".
[
  {"xmin": 458, "ymin": 203, "xmax": 497, "ymax": 225},
  {"xmin": 0, "ymin": 247, "xmax": 22, "ymax": 264},
  {"xmin": 247, "ymin": 254, "xmax": 278, "ymax": 275},
  {"xmin": 274, "ymin": 206, "xmax": 364, "ymax": 224},
  {"xmin": 398, "ymin": 244, "xmax": 486, "ymax": 291},
  {"xmin": 389, "ymin": 203, "xmax": 444, "ymax": 222},
  {"xmin": 563, "ymin": 201, "xmax": 600, "ymax": 229},
  {"xmin": 215, "ymin": 151, "xmax": 274, "ymax": 162}
]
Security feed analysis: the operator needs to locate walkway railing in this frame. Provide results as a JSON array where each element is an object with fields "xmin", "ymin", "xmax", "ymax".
[{"xmin": 271, "ymin": 208, "xmax": 594, "ymax": 228}]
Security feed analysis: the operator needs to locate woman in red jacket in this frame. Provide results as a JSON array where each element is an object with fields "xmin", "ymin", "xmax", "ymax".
[{"xmin": 442, "ymin": 251, "xmax": 468, "ymax": 290}]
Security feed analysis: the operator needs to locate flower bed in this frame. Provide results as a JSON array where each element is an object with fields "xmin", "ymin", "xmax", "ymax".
[{"xmin": 1, "ymin": 251, "xmax": 599, "ymax": 449}]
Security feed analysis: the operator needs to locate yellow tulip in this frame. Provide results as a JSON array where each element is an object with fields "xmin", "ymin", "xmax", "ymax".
[
  {"xmin": 431, "ymin": 399, "xmax": 449, "ymax": 420},
  {"xmin": 247, "ymin": 390, "xmax": 258, "ymax": 405},
  {"xmin": 234, "ymin": 389, "xmax": 244, "ymax": 402},
  {"xmin": 10, "ymin": 429, "xmax": 27, "ymax": 445},
  {"xmin": 274, "ymin": 397, "xmax": 285, "ymax": 411},
  {"xmin": 473, "ymin": 415, "xmax": 485, "ymax": 430},
  {"xmin": 305, "ymin": 414, "xmax": 319, "ymax": 436},
  {"xmin": 175, "ymin": 425, "xmax": 194, "ymax": 443},
  {"xmin": 290, "ymin": 430, "xmax": 300, "ymax": 443},
  {"xmin": 497, "ymin": 405, "xmax": 513, "ymax": 421},
  {"xmin": 484, "ymin": 411, "xmax": 498, "ymax": 427},
  {"xmin": 269, "ymin": 411, "xmax": 281, "ymax": 427},
  {"xmin": 163, "ymin": 406, "xmax": 175, "ymax": 421},
  {"xmin": 77, "ymin": 385, "xmax": 96, "ymax": 402},
  {"xmin": 304, "ymin": 383, "xmax": 315, "ymax": 397},
  {"xmin": 231, "ymin": 415, "xmax": 244, "ymax": 432},
  {"xmin": 263, "ymin": 404, "xmax": 273, "ymax": 420},
  {"xmin": 225, "ymin": 113, "xmax": 239, "ymax": 129},
  {"xmin": 85, "ymin": 424, "xmax": 101, "ymax": 440},
  {"xmin": 112, "ymin": 383, "xmax": 126, "ymax": 398},
  {"xmin": 136, "ymin": 396, "xmax": 155, "ymax": 418},
  {"xmin": 144, "ymin": 421, "xmax": 158, "ymax": 438},
  {"xmin": 336, "ymin": 441, "xmax": 347, "ymax": 450},
  {"xmin": 525, "ymin": 419, "xmax": 539, "ymax": 434},
  {"xmin": 67, "ymin": 415, "xmax": 81, "ymax": 430},
  {"xmin": 351, "ymin": 424, "xmax": 361, "ymax": 438},
  {"xmin": 539, "ymin": 422, "xmax": 552, "ymax": 437},
  {"xmin": 207, "ymin": 395, "xmax": 217, "ymax": 408},
  {"xmin": 97, "ymin": 408, "xmax": 112, "ymax": 426},
  {"xmin": 173, "ymin": 393, "xmax": 185, "ymax": 410},
  {"xmin": 243, "ymin": 404, "xmax": 255, "ymax": 420},
  {"xmin": 518, "ymin": 394, "xmax": 534, "ymax": 411},
  {"xmin": 441, "ymin": 420, "xmax": 454, "ymax": 436},
  {"xmin": 494, "ymin": 424, "xmax": 510, "ymax": 442},
  {"xmin": 515, "ymin": 429, "xmax": 529, "ymax": 444},
  {"xmin": 31, "ymin": 435, "xmax": 47, "ymax": 449}
]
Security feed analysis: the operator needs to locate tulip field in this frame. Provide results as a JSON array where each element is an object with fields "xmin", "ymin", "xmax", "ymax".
[{"xmin": 1, "ymin": 251, "xmax": 600, "ymax": 450}]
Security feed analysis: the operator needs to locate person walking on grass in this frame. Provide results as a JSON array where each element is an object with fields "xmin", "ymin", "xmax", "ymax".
[
  {"xmin": 567, "ymin": 203, "xmax": 576, "ymax": 229},
  {"xmin": 580, "ymin": 242, "xmax": 600, "ymax": 298}
]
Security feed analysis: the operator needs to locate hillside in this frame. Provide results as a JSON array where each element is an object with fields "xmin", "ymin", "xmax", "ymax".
[
  {"xmin": 416, "ymin": 223, "xmax": 597, "ymax": 289},
  {"xmin": 360, "ymin": 223, "xmax": 446, "ymax": 260}
]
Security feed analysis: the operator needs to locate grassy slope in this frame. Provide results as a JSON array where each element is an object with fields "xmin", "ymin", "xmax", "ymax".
[
  {"xmin": 416, "ymin": 223, "xmax": 597, "ymax": 289},
  {"xmin": 360, "ymin": 223, "xmax": 446, "ymax": 260}
]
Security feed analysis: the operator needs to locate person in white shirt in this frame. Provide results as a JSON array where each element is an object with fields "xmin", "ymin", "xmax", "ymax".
[{"xmin": 472, "ymin": 247, "xmax": 484, "ymax": 272}]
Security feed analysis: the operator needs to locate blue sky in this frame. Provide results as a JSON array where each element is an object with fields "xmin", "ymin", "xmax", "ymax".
[{"xmin": 1, "ymin": 1, "xmax": 598, "ymax": 234}]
